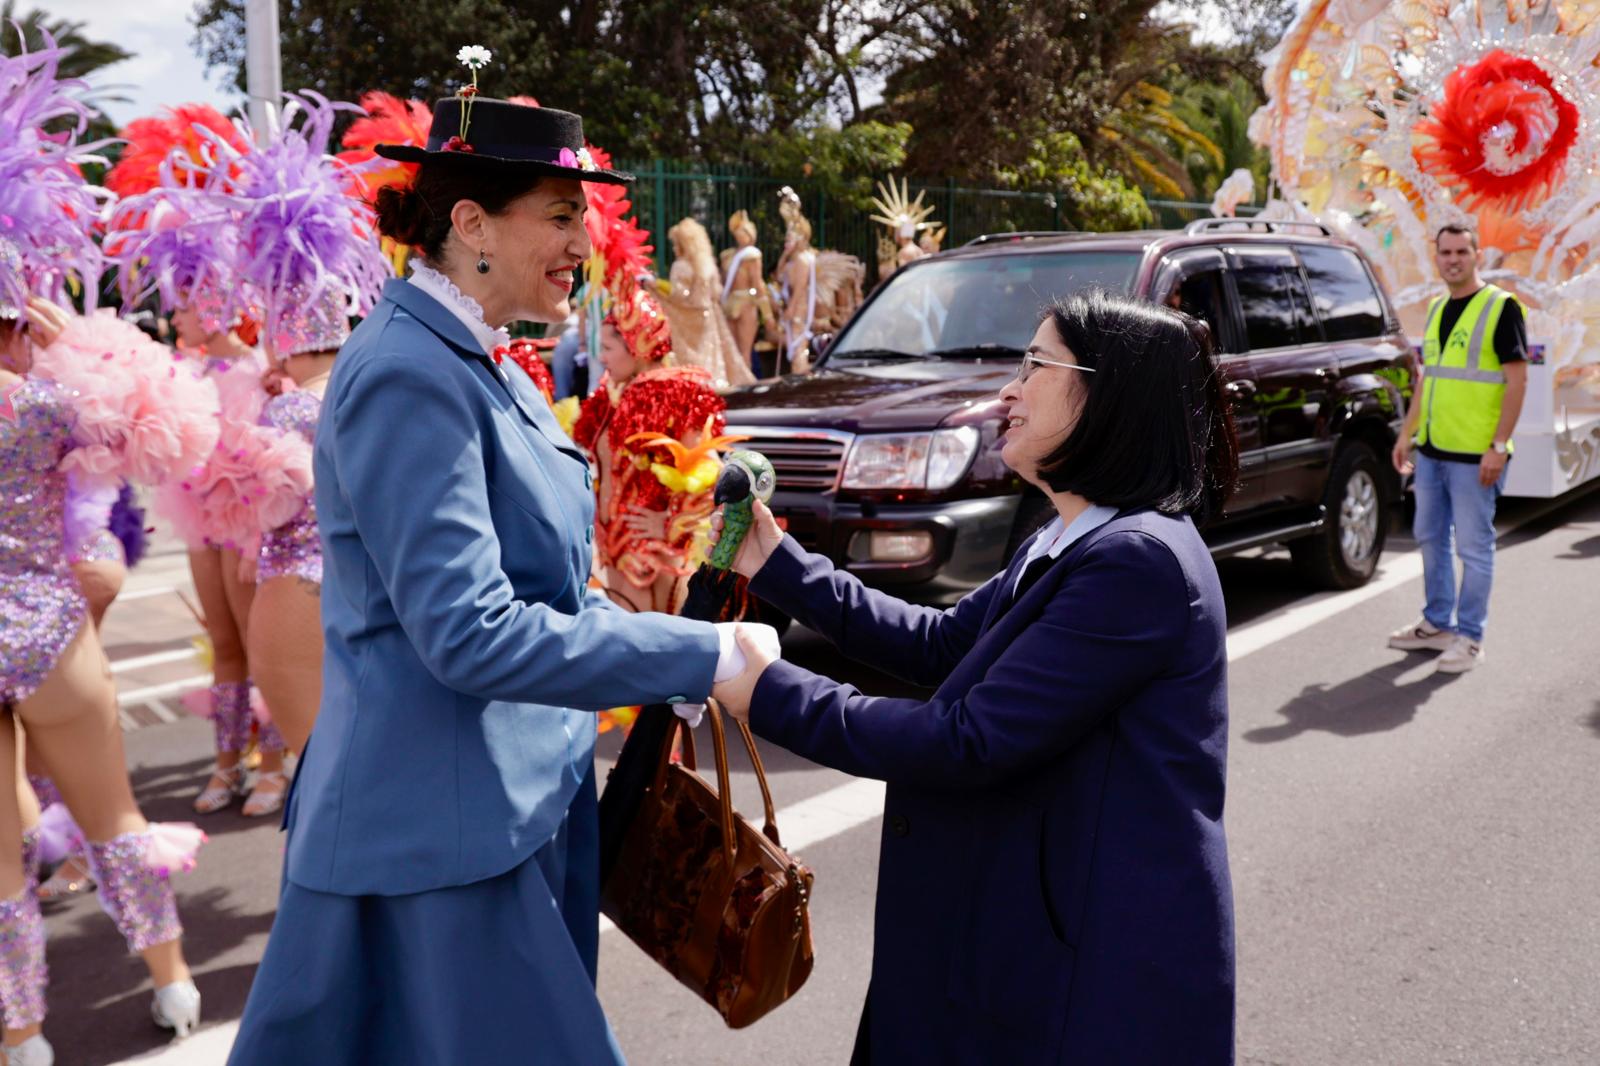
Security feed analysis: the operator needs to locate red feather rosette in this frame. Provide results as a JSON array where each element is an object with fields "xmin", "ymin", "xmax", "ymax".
[
  {"xmin": 1415, "ymin": 50, "xmax": 1580, "ymax": 214},
  {"xmin": 30, "ymin": 311, "xmax": 221, "ymax": 487}
]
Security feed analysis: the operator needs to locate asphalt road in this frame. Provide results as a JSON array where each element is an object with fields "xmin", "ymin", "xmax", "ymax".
[{"xmin": 39, "ymin": 485, "xmax": 1600, "ymax": 1065}]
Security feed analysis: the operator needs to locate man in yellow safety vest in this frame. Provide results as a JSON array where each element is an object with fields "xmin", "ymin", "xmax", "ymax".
[{"xmin": 1388, "ymin": 223, "xmax": 1528, "ymax": 672}]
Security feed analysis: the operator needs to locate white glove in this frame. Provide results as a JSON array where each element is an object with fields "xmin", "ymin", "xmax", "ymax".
[{"xmin": 675, "ymin": 623, "xmax": 784, "ymax": 727}]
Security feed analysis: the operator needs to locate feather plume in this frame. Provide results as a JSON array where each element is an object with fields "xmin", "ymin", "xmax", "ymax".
[
  {"xmin": 105, "ymin": 103, "xmax": 248, "ymax": 199},
  {"xmin": 0, "ymin": 27, "xmax": 113, "ymax": 314},
  {"xmin": 215, "ymin": 92, "xmax": 388, "ymax": 351}
]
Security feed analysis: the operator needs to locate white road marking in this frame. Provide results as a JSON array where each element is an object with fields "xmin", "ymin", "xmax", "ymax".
[
  {"xmin": 110, "ymin": 1020, "xmax": 239, "ymax": 1064},
  {"xmin": 111, "ymin": 648, "xmax": 198, "ymax": 674},
  {"xmin": 1226, "ymin": 552, "xmax": 1425, "ymax": 662},
  {"xmin": 117, "ymin": 677, "xmax": 208, "ymax": 707}
]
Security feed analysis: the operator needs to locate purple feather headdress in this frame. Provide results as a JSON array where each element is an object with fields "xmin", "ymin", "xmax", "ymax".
[
  {"xmin": 210, "ymin": 92, "xmax": 388, "ymax": 357},
  {"xmin": 104, "ymin": 171, "xmax": 244, "ymax": 330},
  {"xmin": 0, "ymin": 26, "xmax": 114, "ymax": 317}
]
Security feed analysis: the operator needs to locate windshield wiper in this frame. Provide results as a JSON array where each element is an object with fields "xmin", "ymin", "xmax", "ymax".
[
  {"xmin": 828, "ymin": 347, "xmax": 925, "ymax": 360},
  {"xmin": 922, "ymin": 344, "xmax": 1025, "ymax": 359}
]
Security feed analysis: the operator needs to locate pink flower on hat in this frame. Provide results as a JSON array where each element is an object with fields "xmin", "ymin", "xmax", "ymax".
[{"xmin": 558, "ymin": 147, "xmax": 578, "ymax": 168}]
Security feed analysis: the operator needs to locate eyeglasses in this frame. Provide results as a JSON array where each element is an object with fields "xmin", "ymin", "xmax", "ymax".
[{"xmin": 1015, "ymin": 349, "xmax": 1096, "ymax": 383}]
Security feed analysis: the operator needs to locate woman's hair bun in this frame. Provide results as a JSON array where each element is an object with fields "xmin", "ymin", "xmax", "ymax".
[{"xmin": 374, "ymin": 184, "xmax": 429, "ymax": 247}]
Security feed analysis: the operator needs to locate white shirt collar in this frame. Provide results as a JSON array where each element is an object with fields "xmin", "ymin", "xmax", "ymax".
[
  {"xmin": 406, "ymin": 261, "xmax": 511, "ymax": 355},
  {"xmin": 1012, "ymin": 504, "xmax": 1120, "ymax": 594}
]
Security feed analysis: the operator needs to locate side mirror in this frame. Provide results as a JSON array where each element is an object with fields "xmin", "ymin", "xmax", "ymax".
[{"xmin": 810, "ymin": 332, "xmax": 835, "ymax": 358}]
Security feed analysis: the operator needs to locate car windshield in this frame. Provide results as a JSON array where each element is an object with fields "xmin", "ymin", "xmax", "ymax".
[{"xmin": 830, "ymin": 250, "xmax": 1142, "ymax": 359}]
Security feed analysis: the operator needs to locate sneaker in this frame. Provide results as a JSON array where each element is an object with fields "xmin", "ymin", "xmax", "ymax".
[
  {"xmin": 1436, "ymin": 635, "xmax": 1485, "ymax": 673},
  {"xmin": 1388, "ymin": 617, "xmax": 1455, "ymax": 652}
]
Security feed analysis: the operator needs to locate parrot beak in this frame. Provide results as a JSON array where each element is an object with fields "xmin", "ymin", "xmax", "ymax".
[{"xmin": 714, "ymin": 463, "xmax": 752, "ymax": 505}]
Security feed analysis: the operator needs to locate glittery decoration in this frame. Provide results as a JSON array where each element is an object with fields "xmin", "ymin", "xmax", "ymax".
[
  {"xmin": 256, "ymin": 390, "xmax": 323, "ymax": 585},
  {"xmin": 20, "ymin": 828, "xmax": 40, "ymax": 888},
  {"xmin": 211, "ymin": 681, "xmax": 253, "ymax": 754},
  {"xmin": 267, "ymin": 283, "xmax": 351, "ymax": 359},
  {"xmin": 0, "ymin": 886, "xmax": 47, "ymax": 1028},
  {"xmin": 188, "ymin": 286, "xmax": 232, "ymax": 336},
  {"xmin": 85, "ymin": 831, "xmax": 183, "ymax": 954},
  {"xmin": 257, "ymin": 719, "xmax": 287, "ymax": 754},
  {"xmin": 68, "ymin": 528, "xmax": 125, "ymax": 566},
  {"xmin": 25, "ymin": 776, "xmax": 59, "ymax": 811},
  {"xmin": 1, "ymin": 379, "xmax": 89, "ymax": 705},
  {"xmin": 0, "ymin": 238, "xmax": 22, "ymax": 320}
]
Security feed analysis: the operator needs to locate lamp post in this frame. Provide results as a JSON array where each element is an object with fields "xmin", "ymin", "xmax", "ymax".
[{"xmin": 244, "ymin": 0, "xmax": 282, "ymax": 144}]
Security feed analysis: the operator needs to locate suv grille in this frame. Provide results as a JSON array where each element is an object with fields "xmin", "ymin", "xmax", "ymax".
[{"xmin": 725, "ymin": 428, "xmax": 851, "ymax": 493}]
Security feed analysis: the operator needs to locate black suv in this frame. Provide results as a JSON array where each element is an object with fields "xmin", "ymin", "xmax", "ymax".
[{"xmin": 722, "ymin": 219, "xmax": 1416, "ymax": 600}]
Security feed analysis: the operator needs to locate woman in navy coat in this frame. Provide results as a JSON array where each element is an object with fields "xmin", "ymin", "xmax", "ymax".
[
  {"xmin": 712, "ymin": 292, "xmax": 1241, "ymax": 1064},
  {"xmin": 228, "ymin": 101, "xmax": 773, "ymax": 1064}
]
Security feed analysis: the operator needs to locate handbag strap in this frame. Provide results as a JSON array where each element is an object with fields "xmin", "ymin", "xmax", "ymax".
[
  {"xmin": 730, "ymin": 715, "xmax": 781, "ymax": 846},
  {"xmin": 657, "ymin": 704, "xmax": 783, "ymax": 856}
]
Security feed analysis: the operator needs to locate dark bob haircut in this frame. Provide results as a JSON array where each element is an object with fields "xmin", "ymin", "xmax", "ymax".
[
  {"xmin": 373, "ymin": 159, "xmax": 543, "ymax": 267},
  {"xmin": 1033, "ymin": 290, "xmax": 1238, "ymax": 524}
]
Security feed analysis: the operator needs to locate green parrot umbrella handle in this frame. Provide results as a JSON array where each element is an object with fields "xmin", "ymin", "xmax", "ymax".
[{"xmin": 709, "ymin": 450, "xmax": 776, "ymax": 570}]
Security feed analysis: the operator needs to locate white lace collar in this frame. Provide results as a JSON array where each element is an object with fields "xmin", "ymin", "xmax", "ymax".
[{"xmin": 407, "ymin": 260, "xmax": 511, "ymax": 355}]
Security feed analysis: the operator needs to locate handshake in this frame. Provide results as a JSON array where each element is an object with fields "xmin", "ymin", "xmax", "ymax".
[{"xmin": 676, "ymin": 621, "xmax": 782, "ymax": 726}]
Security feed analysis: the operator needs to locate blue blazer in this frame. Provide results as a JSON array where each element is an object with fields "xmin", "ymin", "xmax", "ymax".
[
  {"xmin": 749, "ymin": 509, "xmax": 1234, "ymax": 1064},
  {"xmin": 287, "ymin": 279, "xmax": 721, "ymax": 897}
]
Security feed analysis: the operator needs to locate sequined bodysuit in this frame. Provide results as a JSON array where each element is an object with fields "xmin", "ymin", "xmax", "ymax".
[
  {"xmin": 257, "ymin": 389, "xmax": 323, "ymax": 584},
  {"xmin": 1, "ymin": 378, "xmax": 88, "ymax": 704}
]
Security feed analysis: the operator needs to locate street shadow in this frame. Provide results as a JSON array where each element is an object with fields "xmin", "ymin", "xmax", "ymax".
[
  {"xmin": 36, "ymin": 886, "xmax": 275, "ymax": 1062},
  {"xmin": 130, "ymin": 756, "xmax": 278, "ymax": 840},
  {"xmin": 1584, "ymin": 702, "xmax": 1600, "ymax": 739},
  {"xmin": 1557, "ymin": 533, "xmax": 1600, "ymax": 560},
  {"xmin": 1244, "ymin": 658, "xmax": 1463, "ymax": 744}
]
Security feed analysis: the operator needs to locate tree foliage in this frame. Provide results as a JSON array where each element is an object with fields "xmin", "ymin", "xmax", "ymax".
[
  {"xmin": 2, "ymin": 2, "xmax": 133, "ymax": 144},
  {"xmin": 187, "ymin": 0, "xmax": 1296, "ymax": 230}
]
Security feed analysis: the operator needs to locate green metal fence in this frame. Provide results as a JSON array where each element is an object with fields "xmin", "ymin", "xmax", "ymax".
[
  {"xmin": 619, "ymin": 160, "xmax": 1068, "ymax": 286},
  {"xmin": 615, "ymin": 160, "xmax": 1257, "ymax": 286}
]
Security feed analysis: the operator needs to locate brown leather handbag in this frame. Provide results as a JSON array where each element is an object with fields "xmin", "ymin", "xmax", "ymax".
[{"xmin": 600, "ymin": 701, "xmax": 816, "ymax": 1028}]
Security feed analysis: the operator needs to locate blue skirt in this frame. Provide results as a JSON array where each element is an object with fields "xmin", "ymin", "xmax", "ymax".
[{"xmin": 228, "ymin": 769, "xmax": 623, "ymax": 1065}]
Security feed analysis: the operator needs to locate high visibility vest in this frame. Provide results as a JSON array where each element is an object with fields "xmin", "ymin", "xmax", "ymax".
[{"xmin": 1417, "ymin": 285, "xmax": 1515, "ymax": 455}]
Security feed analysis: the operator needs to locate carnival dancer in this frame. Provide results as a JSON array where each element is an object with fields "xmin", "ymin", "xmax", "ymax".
[
  {"xmin": 659, "ymin": 217, "xmax": 755, "ymax": 390},
  {"xmin": 30, "ymin": 473, "xmax": 143, "ymax": 900},
  {"xmin": 575, "ymin": 278, "xmax": 734, "ymax": 615},
  {"xmin": 770, "ymin": 186, "xmax": 862, "ymax": 374},
  {"xmin": 0, "ymin": 37, "xmax": 211, "ymax": 1060},
  {"xmin": 868, "ymin": 175, "xmax": 936, "ymax": 281},
  {"xmin": 227, "ymin": 68, "xmax": 778, "ymax": 1064},
  {"xmin": 105, "ymin": 111, "xmax": 297, "ymax": 818},
  {"xmin": 214, "ymin": 92, "xmax": 389, "ymax": 758},
  {"xmin": 719, "ymin": 209, "xmax": 775, "ymax": 374}
]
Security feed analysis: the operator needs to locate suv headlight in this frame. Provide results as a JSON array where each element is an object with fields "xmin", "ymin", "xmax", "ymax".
[{"xmin": 840, "ymin": 427, "xmax": 980, "ymax": 491}]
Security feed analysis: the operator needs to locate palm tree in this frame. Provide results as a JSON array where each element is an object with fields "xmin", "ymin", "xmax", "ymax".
[
  {"xmin": 1097, "ymin": 79, "xmax": 1224, "ymax": 201},
  {"xmin": 1, "ymin": 3, "xmax": 132, "ymax": 143}
]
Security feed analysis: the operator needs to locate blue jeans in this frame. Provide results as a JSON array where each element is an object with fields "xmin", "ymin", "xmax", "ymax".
[{"xmin": 1412, "ymin": 452, "xmax": 1505, "ymax": 641}]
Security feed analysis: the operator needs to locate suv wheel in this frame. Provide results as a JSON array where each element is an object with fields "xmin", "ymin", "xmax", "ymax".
[{"xmin": 1290, "ymin": 441, "xmax": 1388, "ymax": 589}]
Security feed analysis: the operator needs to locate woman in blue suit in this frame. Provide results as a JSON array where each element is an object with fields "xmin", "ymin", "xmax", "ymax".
[
  {"xmin": 712, "ymin": 292, "xmax": 1241, "ymax": 1064},
  {"xmin": 228, "ymin": 100, "xmax": 772, "ymax": 1064}
]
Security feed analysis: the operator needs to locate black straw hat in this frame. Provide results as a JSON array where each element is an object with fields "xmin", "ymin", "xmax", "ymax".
[{"xmin": 375, "ymin": 98, "xmax": 632, "ymax": 185}]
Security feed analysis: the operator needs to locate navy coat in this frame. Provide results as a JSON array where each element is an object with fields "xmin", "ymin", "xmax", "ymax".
[
  {"xmin": 748, "ymin": 509, "xmax": 1235, "ymax": 1064},
  {"xmin": 287, "ymin": 278, "xmax": 723, "ymax": 897}
]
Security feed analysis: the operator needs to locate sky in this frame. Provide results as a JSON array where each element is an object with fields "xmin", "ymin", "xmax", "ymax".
[{"xmin": 40, "ymin": 0, "xmax": 239, "ymax": 125}]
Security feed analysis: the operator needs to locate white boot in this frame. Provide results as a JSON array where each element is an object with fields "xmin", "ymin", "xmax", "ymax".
[
  {"xmin": 151, "ymin": 979, "xmax": 201, "ymax": 1038},
  {"xmin": 4, "ymin": 1034, "xmax": 54, "ymax": 1066}
]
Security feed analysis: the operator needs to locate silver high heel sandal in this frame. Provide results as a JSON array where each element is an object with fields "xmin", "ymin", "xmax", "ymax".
[
  {"xmin": 241, "ymin": 771, "xmax": 288, "ymax": 818},
  {"xmin": 192, "ymin": 764, "xmax": 246, "ymax": 815},
  {"xmin": 4, "ymin": 1034, "xmax": 54, "ymax": 1066},
  {"xmin": 151, "ymin": 979, "xmax": 202, "ymax": 1039}
]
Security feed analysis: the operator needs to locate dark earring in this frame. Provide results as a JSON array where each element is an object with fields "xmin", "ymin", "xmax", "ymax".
[{"xmin": 476, "ymin": 251, "xmax": 490, "ymax": 274}]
